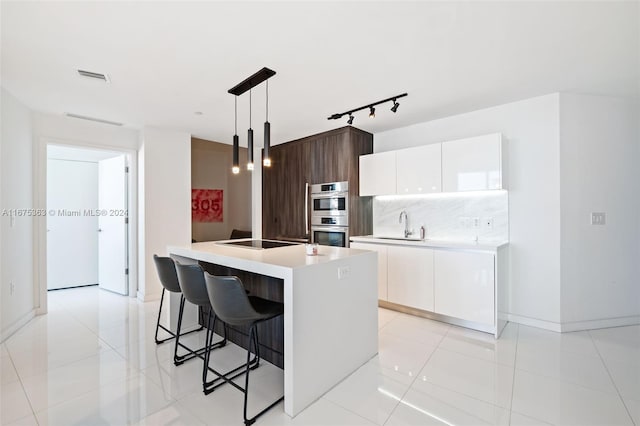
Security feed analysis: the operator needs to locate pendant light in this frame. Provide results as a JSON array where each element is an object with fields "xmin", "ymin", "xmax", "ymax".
[
  {"xmin": 232, "ymin": 96, "xmax": 240, "ymax": 174},
  {"xmin": 228, "ymin": 67, "xmax": 275, "ymax": 171},
  {"xmin": 263, "ymin": 79, "xmax": 271, "ymax": 167},
  {"xmin": 247, "ymin": 88, "xmax": 254, "ymax": 171}
]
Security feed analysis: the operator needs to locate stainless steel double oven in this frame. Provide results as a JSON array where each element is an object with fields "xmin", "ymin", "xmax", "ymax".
[{"xmin": 308, "ymin": 181, "xmax": 349, "ymax": 247}]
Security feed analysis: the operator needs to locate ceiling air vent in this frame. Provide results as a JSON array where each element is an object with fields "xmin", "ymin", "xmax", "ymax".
[
  {"xmin": 64, "ymin": 113, "xmax": 123, "ymax": 126},
  {"xmin": 77, "ymin": 69, "xmax": 110, "ymax": 82}
]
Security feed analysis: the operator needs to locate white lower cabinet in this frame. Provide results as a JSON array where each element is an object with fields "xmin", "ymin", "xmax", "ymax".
[
  {"xmin": 434, "ymin": 250, "xmax": 495, "ymax": 326},
  {"xmin": 350, "ymin": 242, "xmax": 388, "ymax": 301},
  {"xmin": 387, "ymin": 246, "xmax": 434, "ymax": 312}
]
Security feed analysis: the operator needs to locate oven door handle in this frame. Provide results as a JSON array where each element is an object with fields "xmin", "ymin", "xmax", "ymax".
[{"xmin": 305, "ymin": 182, "xmax": 309, "ymax": 234}]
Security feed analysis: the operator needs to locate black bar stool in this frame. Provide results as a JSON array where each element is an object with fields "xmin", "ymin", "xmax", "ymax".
[
  {"xmin": 204, "ymin": 273, "xmax": 284, "ymax": 426},
  {"xmin": 173, "ymin": 261, "xmax": 228, "ymax": 366},
  {"xmin": 152, "ymin": 255, "xmax": 204, "ymax": 346}
]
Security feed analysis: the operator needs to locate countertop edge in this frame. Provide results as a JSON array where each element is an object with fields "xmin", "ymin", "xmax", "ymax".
[{"xmin": 350, "ymin": 236, "xmax": 509, "ymax": 250}]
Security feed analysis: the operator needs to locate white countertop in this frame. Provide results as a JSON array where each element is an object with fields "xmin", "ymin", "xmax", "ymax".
[
  {"xmin": 350, "ymin": 235, "xmax": 509, "ymax": 251},
  {"xmin": 168, "ymin": 239, "xmax": 373, "ymax": 277}
]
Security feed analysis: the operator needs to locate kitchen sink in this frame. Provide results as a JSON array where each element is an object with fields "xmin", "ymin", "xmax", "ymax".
[{"xmin": 373, "ymin": 236, "xmax": 425, "ymax": 242}]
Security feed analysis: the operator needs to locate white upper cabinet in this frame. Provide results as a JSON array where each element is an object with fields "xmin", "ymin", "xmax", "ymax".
[
  {"xmin": 360, "ymin": 133, "xmax": 505, "ymax": 196},
  {"xmin": 442, "ymin": 134, "xmax": 504, "ymax": 192},
  {"xmin": 359, "ymin": 151, "xmax": 396, "ymax": 196},
  {"xmin": 396, "ymin": 144, "xmax": 442, "ymax": 194}
]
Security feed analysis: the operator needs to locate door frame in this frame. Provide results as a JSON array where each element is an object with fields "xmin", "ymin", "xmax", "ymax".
[{"xmin": 35, "ymin": 137, "xmax": 138, "ymax": 314}]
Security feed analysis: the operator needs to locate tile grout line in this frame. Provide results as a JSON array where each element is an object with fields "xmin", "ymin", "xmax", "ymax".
[
  {"xmin": 588, "ymin": 329, "xmax": 637, "ymax": 426},
  {"xmin": 4, "ymin": 349, "xmax": 40, "ymax": 425},
  {"xmin": 381, "ymin": 324, "xmax": 450, "ymax": 426},
  {"xmin": 507, "ymin": 323, "xmax": 520, "ymax": 426}
]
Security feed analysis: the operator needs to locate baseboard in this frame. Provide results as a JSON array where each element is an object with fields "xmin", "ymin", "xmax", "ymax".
[
  {"xmin": 506, "ymin": 313, "xmax": 562, "ymax": 332},
  {"xmin": 560, "ymin": 315, "xmax": 640, "ymax": 332},
  {"xmin": 136, "ymin": 290, "xmax": 161, "ymax": 303},
  {"xmin": 1, "ymin": 309, "xmax": 37, "ymax": 343},
  {"xmin": 507, "ymin": 313, "xmax": 640, "ymax": 333}
]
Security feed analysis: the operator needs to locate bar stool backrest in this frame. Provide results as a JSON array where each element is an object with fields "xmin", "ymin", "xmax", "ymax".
[
  {"xmin": 174, "ymin": 262, "xmax": 211, "ymax": 307},
  {"xmin": 153, "ymin": 255, "xmax": 182, "ymax": 293},
  {"xmin": 204, "ymin": 274, "xmax": 259, "ymax": 327}
]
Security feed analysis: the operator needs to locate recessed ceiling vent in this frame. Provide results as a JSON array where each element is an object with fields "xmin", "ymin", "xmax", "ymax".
[
  {"xmin": 65, "ymin": 113, "xmax": 123, "ymax": 126},
  {"xmin": 77, "ymin": 69, "xmax": 110, "ymax": 82}
]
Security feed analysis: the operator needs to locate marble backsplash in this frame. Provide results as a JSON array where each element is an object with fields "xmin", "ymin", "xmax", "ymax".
[{"xmin": 372, "ymin": 191, "xmax": 508, "ymax": 242}]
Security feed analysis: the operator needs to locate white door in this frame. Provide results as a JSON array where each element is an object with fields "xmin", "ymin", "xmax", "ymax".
[
  {"xmin": 98, "ymin": 155, "xmax": 128, "ymax": 295},
  {"xmin": 47, "ymin": 159, "xmax": 99, "ymax": 289}
]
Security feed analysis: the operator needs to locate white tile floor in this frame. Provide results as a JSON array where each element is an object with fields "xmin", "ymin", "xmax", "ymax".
[{"xmin": 1, "ymin": 286, "xmax": 638, "ymax": 426}]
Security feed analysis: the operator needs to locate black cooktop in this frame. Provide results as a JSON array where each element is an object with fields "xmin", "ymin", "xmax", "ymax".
[{"xmin": 219, "ymin": 239, "xmax": 299, "ymax": 250}]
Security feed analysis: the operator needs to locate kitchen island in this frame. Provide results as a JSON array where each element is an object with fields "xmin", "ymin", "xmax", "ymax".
[{"xmin": 167, "ymin": 240, "xmax": 378, "ymax": 417}]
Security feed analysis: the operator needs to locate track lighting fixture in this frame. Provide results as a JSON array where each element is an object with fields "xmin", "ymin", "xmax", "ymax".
[
  {"xmin": 228, "ymin": 67, "xmax": 276, "ymax": 174},
  {"xmin": 328, "ymin": 92, "xmax": 407, "ymax": 123},
  {"xmin": 232, "ymin": 96, "xmax": 240, "ymax": 174}
]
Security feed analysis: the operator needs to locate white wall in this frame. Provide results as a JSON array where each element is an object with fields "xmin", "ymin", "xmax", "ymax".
[
  {"xmin": 1, "ymin": 88, "xmax": 36, "ymax": 340},
  {"xmin": 559, "ymin": 93, "xmax": 640, "ymax": 328},
  {"xmin": 138, "ymin": 127, "xmax": 191, "ymax": 301},
  {"xmin": 375, "ymin": 94, "xmax": 563, "ymax": 328},
  {"xmin": 34, "ymin": 113, "xmax": 139, "ymax": 149},
  {"xmin": 191, "ymin": 138, "xmax": 251, "ymax": 242}
]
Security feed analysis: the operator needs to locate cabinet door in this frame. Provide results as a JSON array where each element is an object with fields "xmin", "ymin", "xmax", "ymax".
[
  {"xmin": 262, "ymin": 141, "xmax": 311, "ymax": 239},
  {"xmin": 350, "ymin": 242, "xmax": 388, "ymax": 301},
  {"xmin": 387, "ymin": 246, "xmax": 434, "ymax": 311},
  {"xmin": 434, "ymin": 250, "xmax": 495, "ymax": 325},
  {"xmin": 442, "ymin": 134, "xmax": 502, "ymax": 192},
  {"xmin": 359, "ymin": 151, "xmax": 396, "ymax": 196},
  {"xmin": 396, "ymin": 144, "xmax": 442, "ymax": 194}
]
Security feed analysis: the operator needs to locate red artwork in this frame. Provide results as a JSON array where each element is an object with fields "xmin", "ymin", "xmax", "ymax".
[{"xmin": 192, "ymin": 189, "xmax": 223, "ymax": 222}]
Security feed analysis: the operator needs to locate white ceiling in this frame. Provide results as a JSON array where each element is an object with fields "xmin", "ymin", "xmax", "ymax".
[{"xmin": 2, "ymin": 1, "xmax": 638, "ymax": 147}]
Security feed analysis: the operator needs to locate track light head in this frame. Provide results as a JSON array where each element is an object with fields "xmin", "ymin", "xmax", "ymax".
[
  {"xmin": 369, "ymin": 106, "xmax": 375, "ymax": 118},
  {"xmin": 347, "ymin": 114, "xmax": 354, "ymax": 125},
  {"xmin": 391, "ymin": 100, "xmax": 400, "ymax": 113}
]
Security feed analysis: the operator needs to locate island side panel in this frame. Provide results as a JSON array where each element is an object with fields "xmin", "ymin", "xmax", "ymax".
[{"xmin": 285, "ymin": 251, "xmax": 378, "ymax": 416}]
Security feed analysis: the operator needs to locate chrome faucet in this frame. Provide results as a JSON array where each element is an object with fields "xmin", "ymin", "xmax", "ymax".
[{"xmin": 398, "ymin": 210, "xmax": 413, "ymax": 238}]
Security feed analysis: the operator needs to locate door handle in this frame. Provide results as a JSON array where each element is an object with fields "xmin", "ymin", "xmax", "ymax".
[
  {"xmin": 305, "ymin": 182, "xmax": 309, "ymax": 234},
  {"xmin": 98, "ymin": 229, "xmax": 102, "ymax": 232}
]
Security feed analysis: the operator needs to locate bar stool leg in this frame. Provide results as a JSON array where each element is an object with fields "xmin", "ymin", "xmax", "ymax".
[
  {"xmin": 173, "ymin": 295, "xmax": 187, "ymax": 365},
  {"xmin": 154, "ymin": 288, "xmax": 171, "ymax": 344},
  {"xmin": 243, "ymin": 324, "xmax": 283, "ymax": 426}
]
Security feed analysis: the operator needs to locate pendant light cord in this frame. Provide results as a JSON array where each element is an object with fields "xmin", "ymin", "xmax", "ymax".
[
  {"xmin": 234, "ymin": 96, "xmax": 238, "ymax": 134},
  {"xmin": 266, "ymin": 80, "xmax": 269, "ymax": 121},
  {"xmin": 249, "ymin": 88, "xmax": 252, "ymax": 128}
]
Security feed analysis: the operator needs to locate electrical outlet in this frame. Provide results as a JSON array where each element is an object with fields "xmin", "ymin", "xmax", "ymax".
[
  {"xmin": 484, "ymin": 217, "xmax": 494, "ymax": 228},
  {"xmin": 458, "ymin": 217, "xmax": 466, "ymax": 228},
  {"xmin": 338, "ymin": 266, "xmax": 350, "ymax": 280},
  {"xmin": 473, "ymin": 217, "xmax": 480, "ymax": 228},
  {"xmin": 591, "ymin": 212, "xmax": 606, "ymax": 225}
]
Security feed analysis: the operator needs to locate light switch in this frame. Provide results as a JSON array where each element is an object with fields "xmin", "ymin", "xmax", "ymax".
[{"xmin": 591, "ymin": 212, "xmax": 606, "ymax": 225}]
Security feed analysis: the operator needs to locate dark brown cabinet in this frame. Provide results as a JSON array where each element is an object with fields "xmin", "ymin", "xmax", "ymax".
[{"xmin": 262, "ymin": 126, "xmax": 373, "ymax": 241}]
